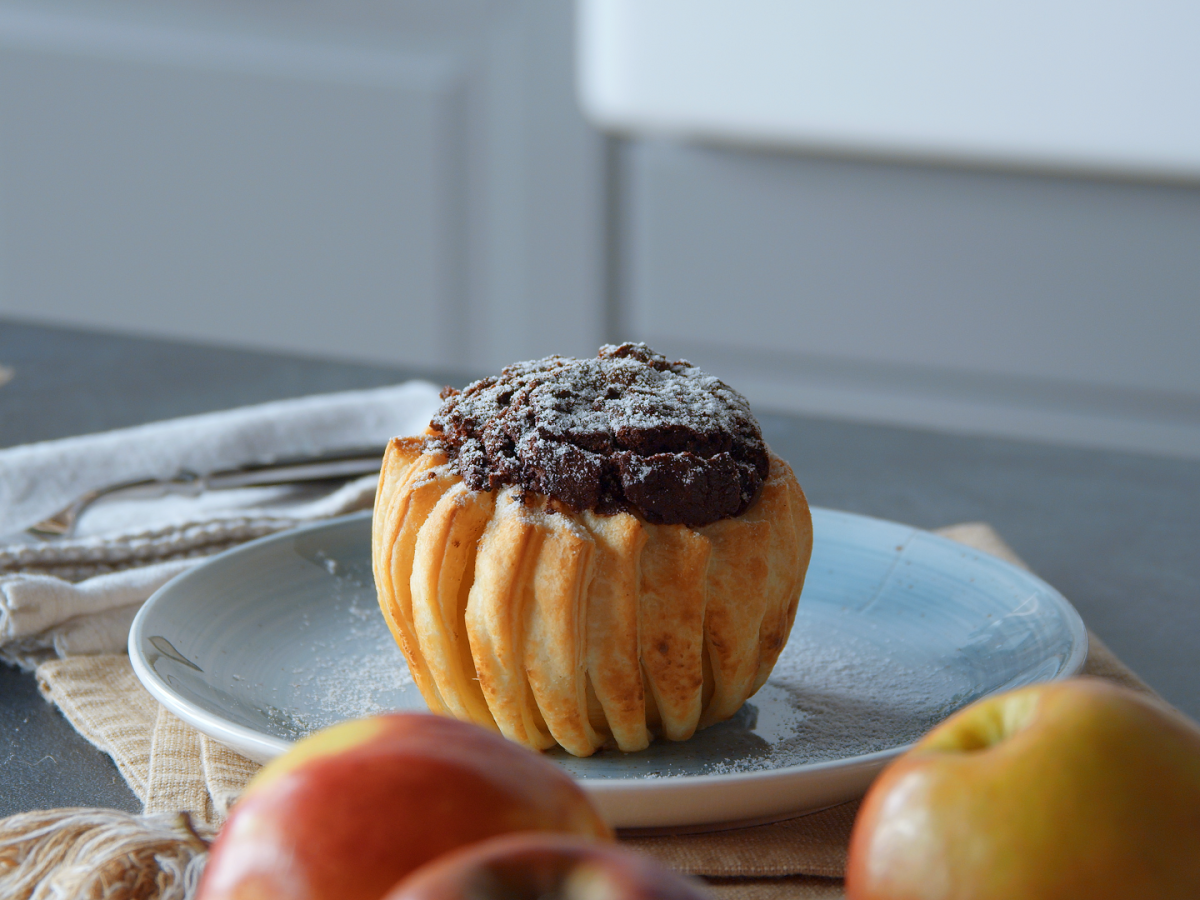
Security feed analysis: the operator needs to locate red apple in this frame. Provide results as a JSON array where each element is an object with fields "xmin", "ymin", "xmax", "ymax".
[
  {"xmin": 197, "ymin": 713, "xmax": 612, "ymax": 900},
  {"xmin": 846, "ymin": 677, "xmax": 1200, "ymax": 900},
  {"xmin": 383, "ymin": 832, "xmax": 711, "ymax": 900}
]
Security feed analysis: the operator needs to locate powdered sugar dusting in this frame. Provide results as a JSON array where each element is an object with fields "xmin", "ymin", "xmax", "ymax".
[
  {"xmin": 708, "ymin": 626, "xmax": 957, "ymax": 770},
  {"xmin": 547, "ymin": 605, "xmax": 962, "ymax": 780},
  {"xmin": 259, "ymin": 542, "xmax": 957, "ymax": 773},
  {"xmin": 429, "ymin": 343, "xmax": 770, "ymax": 526},
  {"xmin": 261, "ymin": 557, "xmax": 418, "ymax": 739}
]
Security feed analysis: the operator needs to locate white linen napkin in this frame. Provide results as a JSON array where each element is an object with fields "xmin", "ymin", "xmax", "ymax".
[
  {"xmin": 0, "ymin": 381, "xmax": 440, "ymax": 538},
  {"xmin": 1, "ymin": 560, "xmax": 197, "ymax": 668},
  {"xmin": 0, "ymin": 382, "xmax": 442, "ymax": 669}
]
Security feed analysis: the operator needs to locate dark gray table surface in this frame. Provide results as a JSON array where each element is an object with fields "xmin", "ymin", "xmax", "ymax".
[{"xmin": 2, "ymin": 318, "xmax": 1198, "ymax": 819}]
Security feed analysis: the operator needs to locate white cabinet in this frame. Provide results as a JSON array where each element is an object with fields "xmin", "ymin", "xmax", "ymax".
[{"xmin": 578, "ymin": 0, "xmax": 1200, "ymax": 180}]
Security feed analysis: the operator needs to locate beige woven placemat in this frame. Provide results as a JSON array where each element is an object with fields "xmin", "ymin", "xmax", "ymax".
[{"xmin": 25, "ymin": 523, "xmax": 1162, "ymax": 900}]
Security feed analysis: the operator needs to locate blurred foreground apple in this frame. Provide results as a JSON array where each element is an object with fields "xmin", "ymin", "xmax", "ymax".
[
  {"xmin": 846, "ymin": 677, "xmax": 1200, "ymax": 900},
  {"xmin": 384, "ymin": 833, "xmax": 711, "ymax": 900},
  {"xmin": 196, "ymin": 713, "xmax": 612, "ymax": 900}
]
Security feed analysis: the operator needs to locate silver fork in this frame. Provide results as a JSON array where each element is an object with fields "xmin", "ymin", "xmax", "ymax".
[{"xmin": 27, "ymin": 447, "xmax": 387, "ymax": 538}]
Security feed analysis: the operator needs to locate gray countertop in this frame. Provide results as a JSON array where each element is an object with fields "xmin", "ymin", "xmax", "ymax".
[{"xmin": 2, "ymin": 318, "xmax": 1197, "ymax": 819}]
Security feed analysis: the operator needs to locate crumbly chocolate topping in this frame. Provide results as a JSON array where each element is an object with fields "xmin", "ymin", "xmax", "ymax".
[{"xmin": 428, "ymin": 343, "xmax": 770, "ymax": 527}]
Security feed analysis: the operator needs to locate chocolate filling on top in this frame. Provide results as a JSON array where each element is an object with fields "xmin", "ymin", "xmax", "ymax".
[{"xmin": 428, "ymin": 343, "xmax": 770, "ymax": 527}]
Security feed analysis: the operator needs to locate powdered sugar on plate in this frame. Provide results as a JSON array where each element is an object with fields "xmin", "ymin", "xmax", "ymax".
[
  {"xmin": 257, "ymin": 549, "xmax": 418, "ymax": 740},
  {"xmin": 549, "ymin": 604, "xmax": 967, "ymax": 780}
]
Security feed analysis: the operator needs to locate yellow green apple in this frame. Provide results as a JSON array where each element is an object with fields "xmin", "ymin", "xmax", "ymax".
[
  {"xmin": 196, "ymin": 713, "xmax": 612, "ymax": 900},
  {"xmin": 846, "ymin": 677, "xmax": 1200, "ymax": 900},
  {"xmin": 382, "ymin": 832, "xmax": 711, "ymax": 900}
]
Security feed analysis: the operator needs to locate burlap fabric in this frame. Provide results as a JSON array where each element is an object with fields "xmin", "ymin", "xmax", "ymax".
[{"xmin": 10, "ymin": 524, "xmax": 1165, "ymax": 900}]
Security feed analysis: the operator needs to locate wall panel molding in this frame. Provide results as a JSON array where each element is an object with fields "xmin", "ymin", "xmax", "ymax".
[{"xmin": 0, "ymin": 5, "xmax": 460, "ymax": 88}]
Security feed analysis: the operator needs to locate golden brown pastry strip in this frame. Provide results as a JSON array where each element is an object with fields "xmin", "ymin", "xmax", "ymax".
[
  {"xmin": 750, "ymin": 468, "xmax": 813, "ymax": 697},
  {"xmin": 638, "ymin": 523, "xmax": 711, "ymax": 742},
  {"xmin": 376, "ymin": 440, "xmax": 454, "ymax": 715},
  {"xmin": 411, "ymin": 482, "xmax": 498, "ymax": 730},
  {"xmin": 523, "ymin": 506, "xmax": 605, "ymax": 757},
  {"xmin": 580, "ymin": 510, "xmax": 650, "ymax": 752},
  {"xmin": 466, "ymin": 490, "xmax": 557, "ymax": 751}
]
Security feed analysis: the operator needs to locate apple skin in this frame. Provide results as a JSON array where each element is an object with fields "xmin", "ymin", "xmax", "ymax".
[
  {"xmin": 196, "ymin": 713, "xmax": 612, "ymax": 900},
  {"xmin": 382, "ymin": 832, "xmax": 711, "ymax": 900},
  {"xmin": 846, "ymin": 677, "xmax": 1200, "ymax": 900}
]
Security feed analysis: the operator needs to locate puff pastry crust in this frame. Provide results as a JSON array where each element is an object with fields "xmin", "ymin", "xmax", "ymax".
[{"xmin": 373, "ymin": 436, "xmax": 813, "ymax": 757}]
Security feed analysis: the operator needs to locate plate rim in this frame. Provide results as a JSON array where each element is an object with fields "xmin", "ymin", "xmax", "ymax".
[{"xmin": 128, "ymin": 507, "xmax": 1088, "ymax": 810}]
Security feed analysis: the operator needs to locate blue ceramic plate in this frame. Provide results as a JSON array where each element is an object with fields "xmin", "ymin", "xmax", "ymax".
[{"xmin": 130, "ymin": 508, "xmax": 1086, "ymax": 830}]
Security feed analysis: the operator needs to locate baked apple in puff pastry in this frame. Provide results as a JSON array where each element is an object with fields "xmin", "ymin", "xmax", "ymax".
[{"xmin": 372, "ymin": 344, "xmax": 812, "ymax": 757}]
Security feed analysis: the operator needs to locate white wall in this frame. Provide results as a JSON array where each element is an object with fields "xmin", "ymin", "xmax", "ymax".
[
  {"xmin": 0, "ymin": 0, "xmax": 607, "ymax": 372},
  {"xmin": 3, "ymin": 0, "xmax": 1198, "ymax": 461}
]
